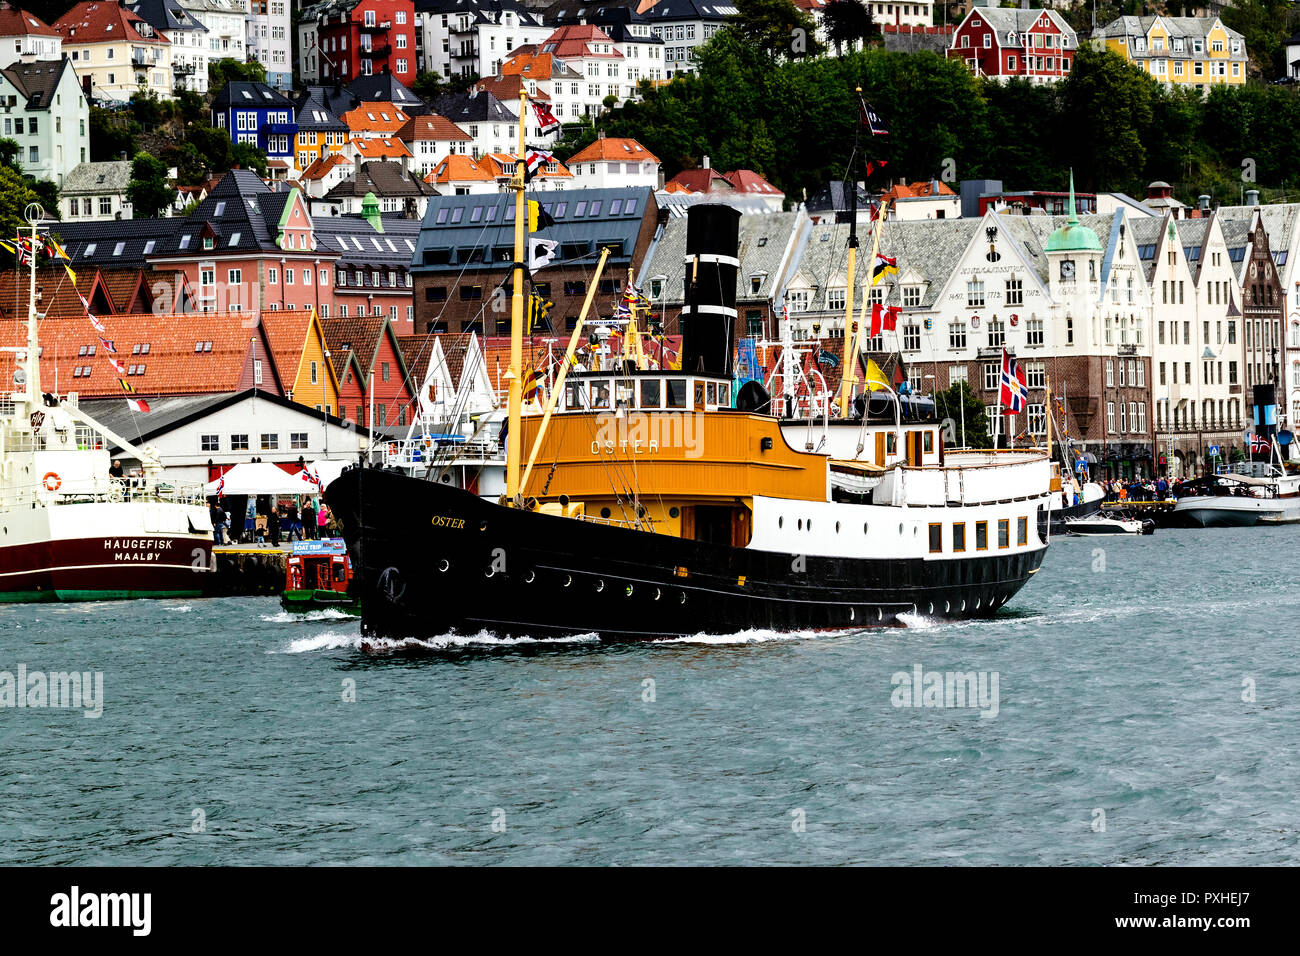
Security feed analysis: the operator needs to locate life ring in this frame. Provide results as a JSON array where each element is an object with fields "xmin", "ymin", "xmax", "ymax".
[
  {"xmin": 388, "ymin": 443, "xmax": 397, "ymax": 456},
  {"xmin": 42, "ymin": 472, "xmax": 61, "ymax": 492}
]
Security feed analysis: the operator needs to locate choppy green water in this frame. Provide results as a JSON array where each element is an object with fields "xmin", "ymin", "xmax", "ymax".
[{"xmin": 1, "ymin": 528, "xmax": 1296, "ymax": 865}]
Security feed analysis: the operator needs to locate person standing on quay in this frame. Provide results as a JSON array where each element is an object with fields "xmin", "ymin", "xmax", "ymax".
[
  {"xmin": 302, "ymin": 500, "xmax": 316, "ymax": 540},
  {"xmin": 268, "ymin": 504, "xmax": 281, "ymax": 548}
]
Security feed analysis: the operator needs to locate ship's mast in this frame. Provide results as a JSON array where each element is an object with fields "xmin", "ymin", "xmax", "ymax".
[
  {"xmin": 505, "ymin": 91, "xmax": 528, "ymax": 502},
  {"xmin": 23, "ymin": 204, "xmax": 41, "ymax": 405}
]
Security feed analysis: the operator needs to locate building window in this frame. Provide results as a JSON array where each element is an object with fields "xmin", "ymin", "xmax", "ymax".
[
  {"xmin": 983, "ymin": 362, "xmax": 999, "ymax": 391},
  {"xmin": 200, "ymin": 434, "xmax": 219, "ymax": 452},
  {"xmin": 949, "ymin": 322, "xmax": 966, "ymax": 350},
  {"xmin": 1005, "ymin": 277, "xmax": 1023, "ymax": 306},
  {"xmin": 260, "ymin": 433, "xmax": 278, "ymax": 450},
  {"xmin": 290, "ymin": 432, "xmax": 308, "ymax": 450},
  {"xmin": 231, "ymin": 434, "xmax": 249, "ymax": 451},
  {"xmin": 1026, "ymin": 318, "xmax": 1043, "ymax": 346},
  {"xmin": 966, "ymin": 280, "xmax": 985, "ymax": 308}
]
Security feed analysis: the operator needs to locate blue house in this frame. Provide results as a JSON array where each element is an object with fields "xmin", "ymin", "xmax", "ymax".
[{"xmin": 211, "ymin": 81, "xmax": 298, "ymax": 172}]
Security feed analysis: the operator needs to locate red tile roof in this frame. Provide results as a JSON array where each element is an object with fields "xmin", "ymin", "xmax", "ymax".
[
  {"xmin": 352, "ymin": 137, "xmax": 412, "ymax": 160},
  {"xmin": 471, "ymin": 75, "xmax": 550, "ymax": 103},
  {"xmin": 397, "ymin": 114, "xmax": 472, "ymax": 143},
  {"xmin": 53, "ymin": 2, "xmax": 169, "ymax": 45},
  {"xmin": 426, "ymin": 154, "xmax": 496, "ymax": 185},
  {"xmin": 0, "ymin": 9, "xmax": 58, "ymax": 36},
  {"xmin": 340, "ymin": 102, "xmax": 410, "ymax": 135},
  {"xmin": 1, "ymin": 311, "xmax": 276, "ymax": 398},
  {"xmin": 300, "ymin": 152, "xmax": 352, "ymax": 181},
  {"xmin": 567, "ymin": 136, "xmax": 658, "ymax": 165},
  {"xmin": 538, "ymin": 25, "xmax": 622, "ymax": 59},
  {"xmin": 665, "ymin": 168, "xmax": 732, "ymax": 194},
  {"xmin": 721, "ymin": 169, "xmax": 783, "ymax": 197}
]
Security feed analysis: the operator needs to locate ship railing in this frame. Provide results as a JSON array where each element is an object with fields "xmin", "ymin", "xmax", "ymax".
[
  {"xmin": 0, "ymin": 477, "xmax": 208, "ymax": 511},
  {"xmin": 381, "ymin": 437, "xmax": 500, "ymax": 468},
  {"xmin": 567, "ymin": 512, "xmax": 651, "ymax": 531}
]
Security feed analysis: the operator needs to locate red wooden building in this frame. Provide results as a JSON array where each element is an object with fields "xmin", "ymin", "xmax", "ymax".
[
  {"xmin": 947, "ymin": 8, "xmax": 1078, "ymax": 84},
  {"xmin": 306, "ymin": 0, "xmax": 417, "ymax": 87}
]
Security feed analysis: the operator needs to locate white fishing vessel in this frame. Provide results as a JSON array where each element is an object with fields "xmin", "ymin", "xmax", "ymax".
[{"xmin": 0, "ymin": 205, "xmax": 212, "ymax": 602}]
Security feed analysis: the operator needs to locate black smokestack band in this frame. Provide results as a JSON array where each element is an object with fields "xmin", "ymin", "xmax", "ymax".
[{"xmin": 680, "ymin": 204, "xmax": 740, "ymax": 378}]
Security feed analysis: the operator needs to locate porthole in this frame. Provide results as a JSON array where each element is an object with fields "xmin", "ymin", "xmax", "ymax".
[
  {"xmin": 798, "ymin": 519, "xmax": 803, "ymax": 531},
  {"xmin": 679, "ymin": 591, "xmax": 687, "ymax": 604},
  {"xmin": 961, "ymin": 599, "xmax": 967, "ymax": 612},
  {"xmin": 669, "ymin": 507, "xmax": 680, "ymax": 518},
  {"xmin": 479, "ymin": 520, "xmax": 488, "ymax": 531},
  {"xmin": 898, "ymin": 523, "xmax": 904, "ymax": 535},
  {"xmin": 595, "ymin": 579, "xmax": 605, "ymax": 592},
  {"xmin": 654, "ymin": 588, "xmax": 661, "ymax": 601},
  {"xmin": 928, "ymin": 602, "xmax": 934, "ymax": 614},
  {"xmin": 808, "ymin": 519, "xmax": 813, "ymax": 532},
  {"xmin": 600, "ymin": 507, "xmax": 611, "ymax": 519},
  {"xmin": 863, "ymin": 522, "xmax": 869, "ymax": 534},
  {"xmin": 975, "ymin": 598, "xmax": 982, "ymax": 610},
  {"xmin": 437, "ymin": 559, "xmax": 449, "ymax": 572},
  {"xmin": 835, "ymin": 521, "xmax": 840, "ymax": 533},
  {"xmin": 524, "ymin": 570, "xmax": 535, "ymax": 583},
  {"xmin": 849, "ymin": 607, "xmax": 855, "ymax": 621},
  {"xmin": 562, "ymin": 574, "xmax": 571, "ymax": 587},
  {"xmin": 779, "ymin": 516, "xmax": 784, "ymax": 528},
  {"xmin": 945, "ymin": 600, "xmax": 951, "ymax": 613},
  {"xmin": 625, "ymin": 584, "xmax": 634, "ymax": 597},
  {"xmin": 876, "ymin": 607, "xmax": 883, "ymax": 621},
  {"xmin": 485, "ymin": 567, "xmax": 496, "ymax": 578}
]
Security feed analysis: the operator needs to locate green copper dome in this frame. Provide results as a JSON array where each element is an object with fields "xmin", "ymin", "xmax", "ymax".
[{"xmin": 1046, "ymin": 170, "xmax": 1101, "ymax": 253}]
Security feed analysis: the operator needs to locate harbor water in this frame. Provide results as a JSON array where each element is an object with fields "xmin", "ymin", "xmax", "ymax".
[{"xmin": 2, "ymin": 528, "xmax": 1297, "ymax": 865}]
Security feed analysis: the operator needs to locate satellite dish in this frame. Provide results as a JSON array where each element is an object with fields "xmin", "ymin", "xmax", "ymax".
[{"xmin": 13, "ymin": 368, "xmax": 26, "ymax": 385}]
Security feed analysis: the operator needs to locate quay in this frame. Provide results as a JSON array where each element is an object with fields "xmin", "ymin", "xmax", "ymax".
[{"xmin": 206, "ymin": 545, "xmax": 290, "ymax": 596}]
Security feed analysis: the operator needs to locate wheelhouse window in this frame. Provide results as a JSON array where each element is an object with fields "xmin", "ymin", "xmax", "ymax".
[
  {"xmin": 639, "ymin": 379, "xmax": 661, "ymax": 408},
  {"xmin": 666, "ymin": 379, "xmax": 687, "ymax": 408}
]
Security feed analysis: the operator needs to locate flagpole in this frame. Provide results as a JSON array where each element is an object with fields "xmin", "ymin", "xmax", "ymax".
[{"xmin": 505, "ymin": 89, "xmax": 528, "ymax": 503}]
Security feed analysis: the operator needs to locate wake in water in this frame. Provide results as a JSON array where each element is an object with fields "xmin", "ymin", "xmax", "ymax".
[
  {"xmin": 652, "ymin": 626, "xmax": 866, "ymax": 645},
  {"xmin": 270, "ymin": 628, "xmax": 600, "ymax": 654},
  {"xmin": 260, "ymin": 609, "xmax": 358, "ymax": 624}
]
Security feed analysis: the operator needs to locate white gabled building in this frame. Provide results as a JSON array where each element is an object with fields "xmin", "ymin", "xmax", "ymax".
[
  {"xmin": 418, "ymin": 0, "xmax": 550, "ymax": 80},
  {"xmin": 565, "ymin": 134, "xmax": 659, "ymax": 190},
  {"xmin": 0, "ymin": 57, "xmax": 88, "ymax": 187},
  {"xmin": 246, "ymin": 0, "xmax": 292, "ymax": 89},
  {"xmin": 0, "ymin": 7, "xmax": 62, "ymax": 60}
]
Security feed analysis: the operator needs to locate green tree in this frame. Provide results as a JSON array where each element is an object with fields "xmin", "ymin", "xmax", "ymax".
[
  {"xmin": 0, "ymin": 137, "xmax": 20, "ymax": 170},
  {"xmin": 208, "ymin": 57, "xmax": 267, "ymax": 91},
  {"xmin": 89, "ymin": 106, "xmax": 140, "ymax": 162},
  {"xmin": 551, "ymin": 115, "xmax": 598, "ymax": 164},
  {"xmin": 725, "ymin": 0, "xmax": 824, "ymax": 60},
  {"xmin": 822, "ymin": 0, "xmax": 876, "ymax": 56},
  {"xmin": 1056, "ymin": 44, "xmax": 1154, "ymax": 192},
  {"xmin": 27, "ymin": 178, "xmax": 58, "ymax": 220},
  {"xmin": 126, "ymin": 152, "xmax": 173, "ymax": 219},
  {"xmin": 412, "ymin": 71, "xmax": 447, "ymax": 103},
  {"xmin": 933, "ymin": 381, "xmax": 992, "ymax": 450},
  {"xmin": 0, "ymin": 162, "xmax": 44, "ymax": 237}
]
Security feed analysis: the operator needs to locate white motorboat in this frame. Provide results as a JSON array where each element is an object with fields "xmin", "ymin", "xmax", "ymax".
[
  {"xmin": 1065, "ymin": 513, "xmax": 1150, "ymax": 535},
  {"xmin": 1172, "ymin": 471, "xmax": 1300, "ymax": 527}
]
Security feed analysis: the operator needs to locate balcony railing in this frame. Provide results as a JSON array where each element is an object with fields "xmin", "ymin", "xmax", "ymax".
[{"xmin": 359, "ymin": 20, "xmax": 391, "ymax": 32}]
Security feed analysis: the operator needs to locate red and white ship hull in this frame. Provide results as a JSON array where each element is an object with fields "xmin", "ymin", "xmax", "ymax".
[{"xmin": 0, "ymin": 499, "xmax": 213, "ymax": 602}]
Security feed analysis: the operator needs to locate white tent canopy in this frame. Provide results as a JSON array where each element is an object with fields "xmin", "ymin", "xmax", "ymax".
[
  {"xmin": 307, "ymin": 459, "xmax": 354, "ymax": 489},
  {"xmin": 206, "ymin": 461, "xmax": 321, "ymax": 496}
]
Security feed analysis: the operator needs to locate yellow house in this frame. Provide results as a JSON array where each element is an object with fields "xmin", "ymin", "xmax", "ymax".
[
  {"xmin": 260, "ymin": 309, "xmax": 341, "ymax": 415},
  {"xmin": 53, "ymin": 2, "xmax": 174, "ymax": 103},
  {"xmin": 294, "ymin": 87, "xmax": 350, "ymax": 172},
  {"xmin": 1093, "ymin": 16, "xmax": 1246, "ymax": 89}
]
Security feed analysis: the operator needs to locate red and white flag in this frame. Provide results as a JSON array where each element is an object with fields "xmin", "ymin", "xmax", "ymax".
[
  {"xmin": 531, "ymin": 101, "xmax": 561, "ymax": 134},
  {"xmin": 108, "ymin": 356, "xmax": 126, "ymax": 374},
  {"xmin": 126, "ymin": 397, "xmax": 151, "ymax": 414},
  {"xmin": 869, "ymin": 302, "xmax": 901, "ymax": 338}
]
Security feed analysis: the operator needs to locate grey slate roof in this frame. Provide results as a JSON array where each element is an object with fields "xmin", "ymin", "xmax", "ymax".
[
  {"xmin": 212, "ymin": 81, "xmax": 295, "ymax": 111},
  {"xmin": 128, "ymin": 0, "xmax": 207, "ymax": 34},
  {"xmin": 655, "ymin": 191, "xmax": 778, "ymax": 217},
  {"xmin": 0, "ymin": 58, "xmax": 73, "ymax": 110},
  {"xmin": 412, "ymin": 186, "xmax": 653, "ymax": 273},
  {"xmin": 322, "ymin": 162, "xmax": 440, "ymax": 201},
  {"xmin": 1217, "ymin": 203, "xmax": 1299, "ymax": 279},
  {"xmin": 432, "ymin": 90, "xmax": 518, "ymax": 124},
  {"xmin": 640, "ymin": 0, "xmax": 738, "ymax": 23},
  {"xmin": 641, "ymin": 211, "xmax": 800, "ymax": 304},
  {"xmin": 295, "ymin": 86, "xmax": 348, "ymax": 133},
  {"xmin": 346, "ymin": 72, "xmax": 430, "ymax": 115},
  {"xmin": 60, "ymin": 160, "xmax": 132, "ymax": 196},
  {"xmin": 56, "ymin": 217, "xmax": 183, "ymax": 269},
  {"xmin": 315, "ymin": 215, "xmax": 421, "ymax": 272}
]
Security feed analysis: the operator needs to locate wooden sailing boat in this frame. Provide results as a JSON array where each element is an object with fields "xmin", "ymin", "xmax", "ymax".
[{"xmin": 326, "ymin": 96, "xmax": 1057, "ymax": 640}]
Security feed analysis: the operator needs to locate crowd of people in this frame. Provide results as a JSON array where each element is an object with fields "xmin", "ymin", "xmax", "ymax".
[{"xmin": 208, "ymin": 496, "xmax": 333, "ymax": 547}]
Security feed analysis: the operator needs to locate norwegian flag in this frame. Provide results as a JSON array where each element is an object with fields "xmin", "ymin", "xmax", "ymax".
[
  {"xmin": 999, "ymin": 349, "xmax": 1028, "ymax": 413},
  {"xmin": 1250, "ymin": 433, "xmax": 1271, "ymax": 455},
  {"xmin": 531, "ymin": 101, "xmax": 561, "ymax": 135}
]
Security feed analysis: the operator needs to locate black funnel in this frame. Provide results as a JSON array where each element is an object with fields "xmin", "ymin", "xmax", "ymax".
[{"xmin": 680, "ymin": 204, "xmax": 740, "ymax": 378}]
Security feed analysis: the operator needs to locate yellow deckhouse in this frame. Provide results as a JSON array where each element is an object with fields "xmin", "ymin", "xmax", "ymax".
[{"xmin": 1093, "ymin": 16, "xmax": 1246, "ymax": 89}]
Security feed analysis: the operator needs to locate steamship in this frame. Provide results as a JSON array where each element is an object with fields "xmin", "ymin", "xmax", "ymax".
[{"xmin": 327, "ymin": 116, "xmax": 1055, "ymax": 640}]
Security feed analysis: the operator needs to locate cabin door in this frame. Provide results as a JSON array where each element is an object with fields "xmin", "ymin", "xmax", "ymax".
[
  {"xmin": 907, "ymin": 431, "xmax": 923, "ymax": 467},
  {"xmin": 875, "ymin": 432, "xmax": 887, "ymax": 466}
]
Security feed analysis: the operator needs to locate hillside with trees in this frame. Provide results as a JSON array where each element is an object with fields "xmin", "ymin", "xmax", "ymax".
[{"xmin": 589, "ymin": 6, "xmax": 1300, "ymax": 208}]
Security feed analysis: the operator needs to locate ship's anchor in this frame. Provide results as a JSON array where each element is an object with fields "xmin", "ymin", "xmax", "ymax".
[{"xmin": 377, "ymin": 566, "xmax": 406, "ymax": 604}]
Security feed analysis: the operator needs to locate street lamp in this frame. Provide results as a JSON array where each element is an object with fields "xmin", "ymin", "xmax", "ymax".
[{"xmin": 323, "ymin": 348, "xmax": 331, "ymax": 459}]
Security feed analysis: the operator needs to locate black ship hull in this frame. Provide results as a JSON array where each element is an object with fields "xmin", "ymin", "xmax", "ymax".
[{"xmin": 326, "ymin": 467, "xmax": 1048, "ymax": 642}]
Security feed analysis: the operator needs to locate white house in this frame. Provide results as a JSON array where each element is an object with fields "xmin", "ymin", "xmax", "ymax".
[
  {"xmin": 245, "ymin": 0, "xmax": 292, "ymax": 89},
  {"xmin": 78, "ymin": 390, "xmax": 369, "ymax": 484},
  {"xmin": 566, "ymin": 135, "xmax": 659, "ymax": 189},
  {"xmin": 59, "ymin": 160, "xmax": 133, "ymax": 220},
  {"xmin": 418, "ymin": 0, "xmax": 551, "ymax": 80},
  {"xmin": 180, "ymin": 0, "xmax": 247, "ymax": 91},
  {"xmin": 0, "ymin": 7, "xmax": 63, "ymax": 61},
  {"xmin": 0, "ymin": 57, "xmax": 88, "ymax": 187}
]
